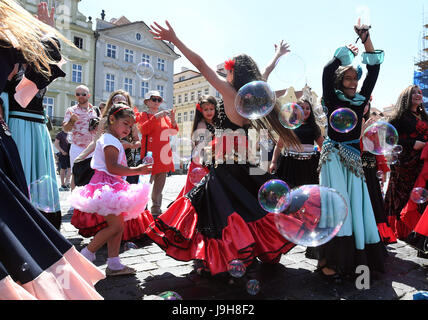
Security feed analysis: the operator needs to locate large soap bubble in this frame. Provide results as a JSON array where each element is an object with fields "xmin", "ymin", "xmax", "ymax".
[
  {"xmin": 274, "ymin": 185, "xmax": 348, "ymax": 247},
  {"xmin": 235, "ymin": 81, "xmax": 276, "ymax": 120}
]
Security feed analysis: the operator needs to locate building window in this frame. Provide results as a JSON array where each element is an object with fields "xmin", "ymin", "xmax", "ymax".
[
  {"xmin": 157, "ymin": 58, "xmax": 165, "ymax": 71},
  {"xmin": 136, "ymin": 33, "xmax": 142, "ymax": 41},
  {"xmin": 142, "ymin": 53, "xmax": 150, "ymax": 64},
  {"xmin": 183, "ymin": 112, "xmax": 188, "ymax": 122},
  {"xmin": 43, "ymin": 97, "xmax": 54, "ymax": 118},
  {"xmin": 197, "ymin": 90, "xmax": 202, "ymax": 99},
  {"xmin": 124, "ymin": 78, "xmax": 133, "ymax": 96},
  {"xmin": 216, "ymin": 90, "xmax": 221, "ymax": 98},
  {"xmin": 72, "ymin": 64, "xmax": 83, "ymax": 83},
  {"xmin": 73, "ymin": 36, "xmax": 83, "ymax": 49},
  {"xmin": 184, "ymin": 93, "xmax": 188, "ymax": 102},
  {"xmin": 178, "ymin": 95, "xmax": 182, "ymax": 104},
  {"xmin": 140, "ymin": 81, "xmax": 149, "ymax": 98},
  {"xmin": 190, "ymin": 91, "xmax": 195, "ymax": 101},
  {"xmin": 179, "ymin": 76, "xmax": 185, "ymax": 81},
  {"xmin": 190, "ymin": 110, "xmax": 194, "ymax": 121},
  {"xmin": 177, "ymin": 113, "xmax": 182, "ymax": 124},
  {"xmin": 204, "ymin": 88, "xmax": 209, "ymax": 95},
  {"xmin": 124, "ymin": 49, "xmax": 134, "ymax": 63},
  {"xmin": 106, "ymin": 74, "xmax": 115, "ymax": 92},
  {"xmin": 106, "ymin": 44, "xmax": 117, "ymax": 59},
  {"xmin": 157, "ymin": 85, "xmax": 164, "ymax": 99}
]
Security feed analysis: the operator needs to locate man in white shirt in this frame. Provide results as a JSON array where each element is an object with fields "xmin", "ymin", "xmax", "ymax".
[{"xmin": 62, "ymin": 85, "xmax": 98, "ymax": 191}]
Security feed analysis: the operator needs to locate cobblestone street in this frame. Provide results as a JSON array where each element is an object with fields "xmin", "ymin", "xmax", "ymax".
[{"xmin": 58, "ymin": 174, "xmax": 428, "ymax": 300}]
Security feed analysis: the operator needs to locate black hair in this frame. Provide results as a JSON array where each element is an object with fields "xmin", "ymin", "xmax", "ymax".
[
  {"xmin": 105, "ymin": 103, "xmax": 135, "ymax": 129},
  {"xmin": 191, "ymin": 95, "xmax": 218, "ymax": 135},
  {"xmin": 231, "ymin": 54, "xmax": 301, "ymax": 149},
  {"xmin": 389, "ymin": 85, "xmax": 428, "ymax": 126},
  {"xmin": 334, "ymin": 66, "xmax": 358, "ymax": 93}
]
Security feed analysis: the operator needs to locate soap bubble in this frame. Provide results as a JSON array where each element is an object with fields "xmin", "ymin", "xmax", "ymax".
[
  {"xmin": 28, "ymin": 175, "xmax": 59, "ymax": 213},
  {"xmin": 136, "ymin": 62, "xmax": 154, "ymax": 81},
  {"xmin": 258, "ymin": 180, "xmax": 291, "ymax": 213},
  {"xmin": 329, "ymin": 108, "xmax": 358, "ymax": 133},
  {"xmin": 274, "ymin": 185, "xmax": 348, "ymax": 247},
  {"xmin": 279, "ymin": 102, "xmax": 305, "ymax": 130},
  {"xmin": 235, "ymin": 81, "xmax": 276, "ymax": 120},
  {"xmin": 362, "ymin": 121, "xmax": 399, "ymax": 155},
  {"xmin": 228, "ymin": 260, "xmax": 246, "ymax": 278}
]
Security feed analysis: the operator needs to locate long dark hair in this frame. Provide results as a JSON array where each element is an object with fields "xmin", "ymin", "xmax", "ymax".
[
  {"xmin": 191, "ymin": 95, "xmax": 218, "ymax": 135},
  {"xmin": 389, "ymin": 85, "xmax": 428, "ymax": 127},
  {"xmin": 299, "ymin": 99, "xmax": 321, "ymax": 138},
  {"xmin": 231, "ymin": 54, "xmax": 301, "ymax": 149}
]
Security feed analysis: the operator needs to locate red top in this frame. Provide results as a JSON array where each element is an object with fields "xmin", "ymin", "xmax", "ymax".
[{"xmin": 136, "ymin": 111, "xmax": 178, "ymax": 175}]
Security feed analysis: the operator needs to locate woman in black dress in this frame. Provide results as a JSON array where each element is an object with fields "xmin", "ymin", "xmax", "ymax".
[
  {"xmin": 270, "ymin": 99, "xmax": 324, "ymax": 188},
  {"xmin": 384, "ymin": 85, "xmax": 428, "ymax": 240},
  {"xmin": 146, "ymin": 21, "xmax": 301, "ymax": 276}
]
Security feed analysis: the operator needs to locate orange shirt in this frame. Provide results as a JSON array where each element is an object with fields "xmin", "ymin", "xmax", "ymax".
[{"xmin": 136, "ymin": 111, "xmax": 178, "ymax": 175}]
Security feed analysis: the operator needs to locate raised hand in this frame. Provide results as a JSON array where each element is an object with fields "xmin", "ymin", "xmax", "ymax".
[
  {"xmin": 346, "ymin": 44, "xmax": 359, "ymax": 57},
  {"xmin": 149, "ymin": 21, "xmax": 177, "ymax": 43},
  {"xmin": 274, "ymin": 40, "xmax": 291, "ymax": 57},
  {"xmin": 354, "ymin": 17, "xmax": 371, "ymax": 43},
  {"xmin": 36, "ymin": 2, "xmax": 55, "ymax": 28}
]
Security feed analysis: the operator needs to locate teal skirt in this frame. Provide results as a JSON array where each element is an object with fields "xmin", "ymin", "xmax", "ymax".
[
  {"xmin": 8, "ymin": 116, "xmax": 61, "ymax": 215},
  {"xmin": 309, "ymin": 143, "xmax": 387, "ymax": 275},
  {"xmin": 320, "ymin": 148, "xmax": 380, "ymax": 249}
]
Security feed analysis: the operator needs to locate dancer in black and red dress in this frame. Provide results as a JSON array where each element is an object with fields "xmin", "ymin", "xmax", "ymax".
[
  {"xmin": 384, "ymin": 85, "xmax": 428, "ymax": 240},
  {"xmin": 146, "ymin": 21, "xmax": 301, "ymax": 276}
]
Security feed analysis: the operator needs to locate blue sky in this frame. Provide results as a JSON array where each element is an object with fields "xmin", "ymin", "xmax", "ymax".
[{"xmin": 79, "ymin": 0, "xmax": 427, "ymax": 110}]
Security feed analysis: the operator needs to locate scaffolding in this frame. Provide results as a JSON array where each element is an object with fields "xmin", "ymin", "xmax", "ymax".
[{"xmin": 414, "ymin": 11, "xmax": 428, "ymax": 110}]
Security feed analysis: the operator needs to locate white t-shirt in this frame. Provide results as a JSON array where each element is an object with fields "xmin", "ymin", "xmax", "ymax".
[{"xmin": 91, "ymin": 133, "xmax": 127, "ymax": 177}]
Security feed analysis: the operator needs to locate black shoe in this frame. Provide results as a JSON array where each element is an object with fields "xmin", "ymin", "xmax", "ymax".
[{"xmin": 320, "ymin": 268, "xmax": 342, "ymax": 283}]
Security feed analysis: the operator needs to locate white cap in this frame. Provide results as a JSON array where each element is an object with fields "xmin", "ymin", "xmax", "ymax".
[{"xmin": 144, "ymin": 90, "xmax": 162, "ymax": 100}]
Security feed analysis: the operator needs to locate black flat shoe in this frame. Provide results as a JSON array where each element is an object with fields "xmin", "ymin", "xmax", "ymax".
[{"xmin": 320, "ymin": 269, "xmax": 342, "ymax": 283}]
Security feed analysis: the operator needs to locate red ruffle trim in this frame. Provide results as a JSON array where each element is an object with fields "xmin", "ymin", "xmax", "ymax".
[
  {"xmin": 388, "ymin": 215, "xmax": 414, "ymax": 240},
  {"xmin": 400, "ymin": 201, "xmax": 422, "ymax": 234},
  {"xmin": 176, "ymin": 163, "xmax": 209, "ymax": 199},
  {"xmin": 414, "ymin": 207, "xmax": 428, "ymax": 236},
  {"xmin": 377, "ymin": 222, "xmax": 397, "ymax": 244},
  {"xmin": 71, "ymin": 209, "xmax": 154, "ymax": 241},
  {"xmin": 146, "ymin": 197, "xmax": 295, "ymax": 275}
]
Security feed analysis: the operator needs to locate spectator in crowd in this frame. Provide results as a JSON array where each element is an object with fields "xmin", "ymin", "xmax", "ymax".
[
  {"xmin": 54, "ymin": 129, "xmax": 71, "ymax": 191},
  {"xmin": 62, "ymin": 85, "xmax": 98, "ymax": 191}
]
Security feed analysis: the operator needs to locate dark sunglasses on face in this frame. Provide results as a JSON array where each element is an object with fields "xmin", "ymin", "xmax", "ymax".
[
  {"xmin": 151, "ymin": 97, "xmax": 162, "ymax": 103},
  {"xmin": 76, "ymin": 93, "xmax": 87, "ymax": 97}
]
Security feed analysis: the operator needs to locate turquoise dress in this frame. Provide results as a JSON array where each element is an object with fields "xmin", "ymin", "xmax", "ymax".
[
  {"xmin": 5, "ymin": 69, "xmax": 61, "ymax": 230},
  {"xmin": 312, "ymin": 47, "xmax": 388, "ymax": 275}
]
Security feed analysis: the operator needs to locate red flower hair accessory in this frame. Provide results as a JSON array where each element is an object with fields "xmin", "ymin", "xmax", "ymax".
[
  {"xmin": 196, "ymin": 103, "xmax": 202, "ymax": 112},
  {"xmin": 224, "ymin": 59, "xmax": 235, "ymax": 71}
]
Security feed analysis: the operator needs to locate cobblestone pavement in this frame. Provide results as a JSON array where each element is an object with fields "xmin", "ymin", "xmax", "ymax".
[{"xmin": 58, "ymin": 174, "xmax": 428, "ymax": 300}]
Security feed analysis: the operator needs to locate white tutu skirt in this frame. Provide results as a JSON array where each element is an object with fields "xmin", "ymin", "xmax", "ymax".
[{"xmin": 69, "ymin": 170, "xmax": 150, "ymax": 221}]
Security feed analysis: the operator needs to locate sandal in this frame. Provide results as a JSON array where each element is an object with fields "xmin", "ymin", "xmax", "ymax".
[{"xmin": 105, "ymin": 266, "xmax": 137, "ymax": 276}]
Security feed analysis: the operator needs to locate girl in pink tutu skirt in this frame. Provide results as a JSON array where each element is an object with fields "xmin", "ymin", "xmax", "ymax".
[{"xmin": 70, "ymin": 104, "xmax": 152, "ymax": 276}]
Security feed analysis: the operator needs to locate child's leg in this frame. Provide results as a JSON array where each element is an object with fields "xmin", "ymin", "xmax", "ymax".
[{"xmin": 86, "ymin": 214, "xmax": 124, "ymax": 255}]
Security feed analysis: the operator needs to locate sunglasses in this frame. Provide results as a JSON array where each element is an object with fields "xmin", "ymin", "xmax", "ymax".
[
  {"xmin": 76, "ymin": 93, "xmax": 87, "ymax": 97},
  {"xmin": 151, "ymin": 97, "xmax": 163, "ymax": 103}
]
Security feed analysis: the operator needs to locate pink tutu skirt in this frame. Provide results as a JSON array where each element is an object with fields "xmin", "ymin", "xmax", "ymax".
[{"xmin": 69, "ymin": 170, "xmax": 150, "ymax": 221}]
